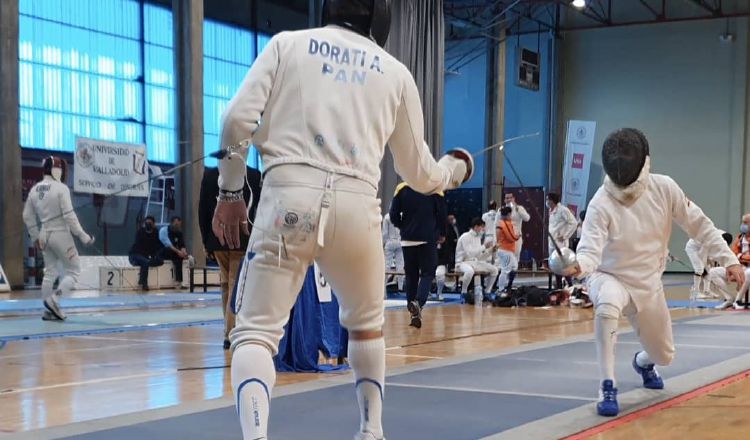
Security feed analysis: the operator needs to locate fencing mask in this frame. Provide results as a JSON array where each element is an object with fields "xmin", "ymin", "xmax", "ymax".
[
  {"xmin": 601, "ymin": 128, "xmax": 650, "ymax": 187},
  {"xmin": 42, "ymin": 156, "xmax": 68, "ymax": 183},
  {"xmin": 322, "ymin": 0, "xmax": 391, "ymax": 47}
]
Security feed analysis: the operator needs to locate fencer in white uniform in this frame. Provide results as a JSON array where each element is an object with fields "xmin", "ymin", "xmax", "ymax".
[
  {"xmin": 210, "ymin": 3, "xmax": 473, "ymax": 439},
  {"xmin": 22, "ymin": 157, "xmax": 94, "ymax": 321},
  {"xmin": 381, "ymin": 213, "xmax": 404, "ymax": 291},
  {"xmin": 547, "ymin": 192, "xmax": 578, "ymax": 288},
  {"xmin": 705, "ymin": 232, "xmax": 743, "ymax": 309},
  {"xmin": 571, "ymin": 129, "xmax": 744, "ymax": 417},
  {"xmin": 455, "ymin": 218, "xmax": 499, "ymax": 297},
  {"xmin": 685, "ymin": 238, "xmax": 711, "ymax": 298},
  {"xmin": 503, "ymin": 192, "xmax": 531, "ymax": 262}
]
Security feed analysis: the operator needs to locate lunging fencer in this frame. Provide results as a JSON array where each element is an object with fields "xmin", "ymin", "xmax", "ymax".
[
  {"xmin": 22, "ymin": 156, "xmax": 95, "ymax": 321},
  {"xmin": 210, "ymin": 1, "xmax": 473, "ymax": 439},
  {"xmin": 551, "ymin": 128, "xmax": 744, "ymax": 417}
]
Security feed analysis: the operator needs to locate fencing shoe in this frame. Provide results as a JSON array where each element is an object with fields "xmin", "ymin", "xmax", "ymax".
[
  {"xmin": 354, "ymin": 432, "xmax": 385, "ymax": 440},
  {"xmin": 42, "ymin": 310, "xmax": 64, "ymax": 321},
  {"xmin": 43, "ymin": 297, "xmax": 66, "ymax": 321},
  {"xmin": 632, "ymin": 352, "xmax": 664, "ymax": 389},
  {"xmin": 597, "ymin": 380, "xmax": 619, "ymax": 417},
  {"xmin": 407, "ymin": 300, "xmax": 422, "ymax": 329}
]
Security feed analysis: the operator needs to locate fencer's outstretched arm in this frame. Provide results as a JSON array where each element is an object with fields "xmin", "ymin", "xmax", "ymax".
[
  {"xmin": 59, "ymin": 185, "xmax": 90, "ymax": 242},
  {"xmin": 669, "ymin": 178, "xmax": 738, "ymax": 268},
  {"xmin": 22, "ymin": 198, "xmax": 40, "ymax": 242},
  {"xmin": 217, "ymin": 35, "xmax": 280, "ymax": 192},
  {"xmin": 575, "ymin": 205, "xmax": 609, "ymax": 277},
  {"xmin": 388, "ymin": 78, "xmax": 463, "ymax": 194}
]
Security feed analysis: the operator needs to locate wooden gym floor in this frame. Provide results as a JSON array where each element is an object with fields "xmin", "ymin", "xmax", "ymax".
[{"xmin": 0, "ymin": 283, "xmax": 748, "ymax": 439}]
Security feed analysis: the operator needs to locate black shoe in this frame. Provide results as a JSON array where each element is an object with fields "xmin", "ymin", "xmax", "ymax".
[
  {"xmin": 223, "ymin": 339, "xmax": 230, "ymax": 350},
  {"xmin": 140, "ymin": 283, "xmax": 149, "ymax": 291},
  {"xmin": 407, "ymin": 300, "xmax": 422, "ymax": 329}
]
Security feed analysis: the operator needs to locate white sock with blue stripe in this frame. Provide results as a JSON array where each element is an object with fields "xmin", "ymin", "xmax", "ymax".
[
  {"xmin": 232, "ymin": 343, "xmax": 276, "ymax": 440},
  {"xmin": 349, "ymin": 337, "xmax": 385, "ymax": 439}
]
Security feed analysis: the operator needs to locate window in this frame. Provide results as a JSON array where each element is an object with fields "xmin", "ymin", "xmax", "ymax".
[
  {"xmin": 19, "ymin": 0, "xmax": 176, "ymax": 163},
  {"xmin": 203, "ymin": 19, "xmax": 266, "ymax": 169}
]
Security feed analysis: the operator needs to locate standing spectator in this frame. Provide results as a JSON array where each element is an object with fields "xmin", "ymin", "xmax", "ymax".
[
  {"xmin": 495, "ymin": 207, "xmax": 520, "ymax": 292},
  {"xmin": 456, "ymin": 218, "xmax": 499, "ymax": 302},
  {"xmin": 547, "ymin": 192, "xmax": 578, "ymax": 288},
  {"xmin": 159, "ymin": 216, "xmax": 191, "ymax": 285},
  {"xmin": 382, "ymin": 213, "xmax": 404, "ymax": 292},
  {"xmin": 199, "ymin": 166, "xmax": 262, "ymax": 349},
  {"xmin": 389, "ymin": 183, "xmax": 447, "ymax": 329},
  {"xmin": 571, "ymin": 209, "xmax": 587, "ymax": 252},
  {"xmin": 128, "ymin": 216, "xmax": 164, "ymax": 290},
  {"xmin": 481, "ymin": 201, "xmax": 499, "ymax": 259},
  {"xmin": 436, "ymin": 214, "xmax": 460, "ymax": 299},
  {"xmin": 503, "ymin": 192, "xmax": 531, "ymax": 264}
]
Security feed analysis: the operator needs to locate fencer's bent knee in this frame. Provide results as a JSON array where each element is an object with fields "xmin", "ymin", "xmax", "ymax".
[{"xmin": 595, "ymin": 303, "xmax": 621, "ymax": 320}]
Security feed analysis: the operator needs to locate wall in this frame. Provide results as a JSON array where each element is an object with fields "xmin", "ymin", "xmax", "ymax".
[
  {"xmin": 560, "ymin": 18, "xmax": 749, "ymax": 270},
  {"xmin": 503, "ymin": 31, "xmax": 554, "ymax": 190},
  {"xmin": 444, "ymin": 39, "xmax": 487, "ymax": 189}
]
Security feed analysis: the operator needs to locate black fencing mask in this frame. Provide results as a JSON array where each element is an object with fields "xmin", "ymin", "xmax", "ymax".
[
  {"xmin": 322, "ymin": 0, "xmax": 391, "ymax": 47},
  {"xmin": 602, "ymin": 128, "xmax": 650, "ymax": 187}
]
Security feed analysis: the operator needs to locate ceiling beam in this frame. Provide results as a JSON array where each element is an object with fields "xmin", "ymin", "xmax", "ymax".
[{"xmin": 687, "ymin": 0, "xmax": 721, "ymax": 17}]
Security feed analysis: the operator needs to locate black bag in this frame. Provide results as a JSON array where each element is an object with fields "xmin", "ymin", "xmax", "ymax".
[
  {"xmin": 525, "ymin": 286, "xmax": 551, "ymax": 307},
  {"xmin": 492, "ymin": 288, "xmax": 527, "ymax": 307}
]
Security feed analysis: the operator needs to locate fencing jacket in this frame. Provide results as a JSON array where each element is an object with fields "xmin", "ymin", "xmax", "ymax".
[
  {"xmin": 577, "ymin": 173, "xmax": 738, "ymax": 306},
  {"xmin": 456, "ymin": 231, "xmax": 493, "ymax": 264},
  {"xmin": 218, "ymin": 25, "xmax": 454, "ymax": 195},
  {"xmin": 23, "ymin": 176, "xmax": 88, "ymax": 242}
]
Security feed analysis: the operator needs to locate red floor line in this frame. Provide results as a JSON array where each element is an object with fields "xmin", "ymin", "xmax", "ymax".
[{"xmin": 562, "ymin": 369, "xmax": 750, "ymax": 439}]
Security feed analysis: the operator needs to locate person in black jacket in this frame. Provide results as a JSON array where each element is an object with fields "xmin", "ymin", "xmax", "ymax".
[
  {"xmin": 436, "ymin": 214, "xmax": 460, "ymax": 299},
  {"xmin": 389, "ymin": 183, "xmax": 447, "ymax": 328},
  {"xmin": 128, "ymin": 216, "xmax": 164, "ymax": 290},
  {"xmin": 199, "ymin": 166, "xmax": 262, "ymax": 349}
]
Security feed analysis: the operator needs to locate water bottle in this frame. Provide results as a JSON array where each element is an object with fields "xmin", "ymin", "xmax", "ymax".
[{"xmin": 474, "ymin": 285, "xmax": 483, "ymax": 308}]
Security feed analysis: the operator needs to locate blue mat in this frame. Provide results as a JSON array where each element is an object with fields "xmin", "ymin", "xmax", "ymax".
[
  {"xmin": 50, "ymin": 313, "xmax": 750, "ymax": 440},
  {"xmin": 0, "ymin": 293, "xmax": 220, "ymax": 315}
]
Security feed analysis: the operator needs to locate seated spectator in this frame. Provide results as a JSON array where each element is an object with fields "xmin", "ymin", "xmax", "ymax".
[
  {"xmin": 128, "ymin": 216, "xmax": 164, "ymax": 290},
  {"xmin": 456, "ymin": 218, "xmax": 498, "ymax": 301},
  {"xmin": 159, "ymin": 216, "xmax": 191, "ymax": 284}
]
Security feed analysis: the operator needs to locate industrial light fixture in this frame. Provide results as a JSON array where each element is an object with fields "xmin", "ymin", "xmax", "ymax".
[{"xmin": 572, "ymin": 0, "xmax": 586, "ymax": 8}]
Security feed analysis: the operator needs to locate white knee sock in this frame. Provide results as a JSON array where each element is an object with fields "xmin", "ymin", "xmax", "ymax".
[
  {"xmin": 595, "ymin": 312, "xmax": 619, "ymax": 385},
  {"xmin": 692, "ymin": 274, "xmax": 701, "ymax": 291},
  {"xmin": 636, "ymin": 350, "xmax": 654, "ymax": 367},
  {"xmin": 348, "ymin": 338, "xmax": 385, "ymax": 438},
  {"xmin": 232, "ymin": 344, "xmax": 276, "ymax": 440}
]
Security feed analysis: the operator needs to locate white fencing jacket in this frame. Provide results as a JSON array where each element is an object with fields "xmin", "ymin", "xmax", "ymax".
[
  {"xmin": 217, "ymin": 25, "xmax": 458, "ymax": 195},
  {"xmin": 577, "ymin": 173, "xmax": 738, "ymax": 305},
  {"xmin": 23, "ymin": 176, "xmax": 89, "ymax": 242}
]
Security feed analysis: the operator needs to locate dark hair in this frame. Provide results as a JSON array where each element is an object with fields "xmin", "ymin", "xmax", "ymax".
[
  {"xmin": 171, "ymin": 216, "xmax": 182, "ymax": 223},
  {"xmin": 547, "ymin": 193, "xmax": 560, "ymax": 204},
  {"xmin": 471, "ymin": 217, "xmax": 485, "ymax": 227},
  {"xmin": 580, "ymin": 210, "xmax": 587, "ymax": 221},
  {"xmin": 488, "ymin": 200, "xmax": 497, "ymax": 211},
  {"xmin": 722, "ymin": 232, "xmax": 734, "ymax": 246},
  {"xmin": 145, "ymin": 216, "xmax": 156, "ymax": 223},
  {"xmin": 500, "ymin": 206, "xmax": 512, "ymax": 217}
]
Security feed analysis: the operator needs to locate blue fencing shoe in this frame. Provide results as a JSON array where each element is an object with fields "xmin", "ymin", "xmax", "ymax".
[
  {"xmin": 632, "ymin": 352, "xmax": 664, "ymax": 389},
  {"xmin": 597, "ymin": 379, "xmax": 619, "ymax": 417}
]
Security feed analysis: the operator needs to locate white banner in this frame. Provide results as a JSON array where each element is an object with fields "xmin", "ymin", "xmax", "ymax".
[
  {"xmin": 74, "ymin": 137, "xmax": 149, "ymax": 197},
  {"xmin": 561, "ymin": 120, "xmax": 596, "ymax": 218}
]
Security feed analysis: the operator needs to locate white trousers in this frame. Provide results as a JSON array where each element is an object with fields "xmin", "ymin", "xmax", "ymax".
[
  {"xmin": 588, "ymin": 272, "xmax": 675, "ymax": 366},
  {"xmin": 685, "ymin": 246, "xmax": 706, "ymax": 276},
  {"xmin": 457, "ymin": 261, "xmax": 498, "ymax": 294},
  {"xmin": 706, "ymin": 267, "xmax": 736, "ymax": 302},
  {"xmin": 514, "ymin": 237, "xmax": 523, "ymax": 262},
  {"xmin": 39, "ymin": 230, "xmax": 81, "ymax": 301},
  {"xmin": 384, "ymin": 240, "xmax": 404, "ymax": 289},
  {"xmin": 495, "ymin": 249, "xmax": 518, "ymax": 292},
  {"xmin": 230, "ymin": 165, "xmax": 385, "ymax": 354}
]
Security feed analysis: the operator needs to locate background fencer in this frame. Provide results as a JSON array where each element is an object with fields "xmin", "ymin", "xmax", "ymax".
[
  {"xmin": 563, "ymin": 128, "xmax": 744, "ymax": 417},
  {"xmin": 210, "ymin": 1, "xmax": 474, "ymax": 439},
  {"xmin": 381, "ymin": 213, "xmax": 404, "ymax": 292},
  {"xmin": 22, "ymin": 157, "xmax": 95, "ymax": 321}
]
